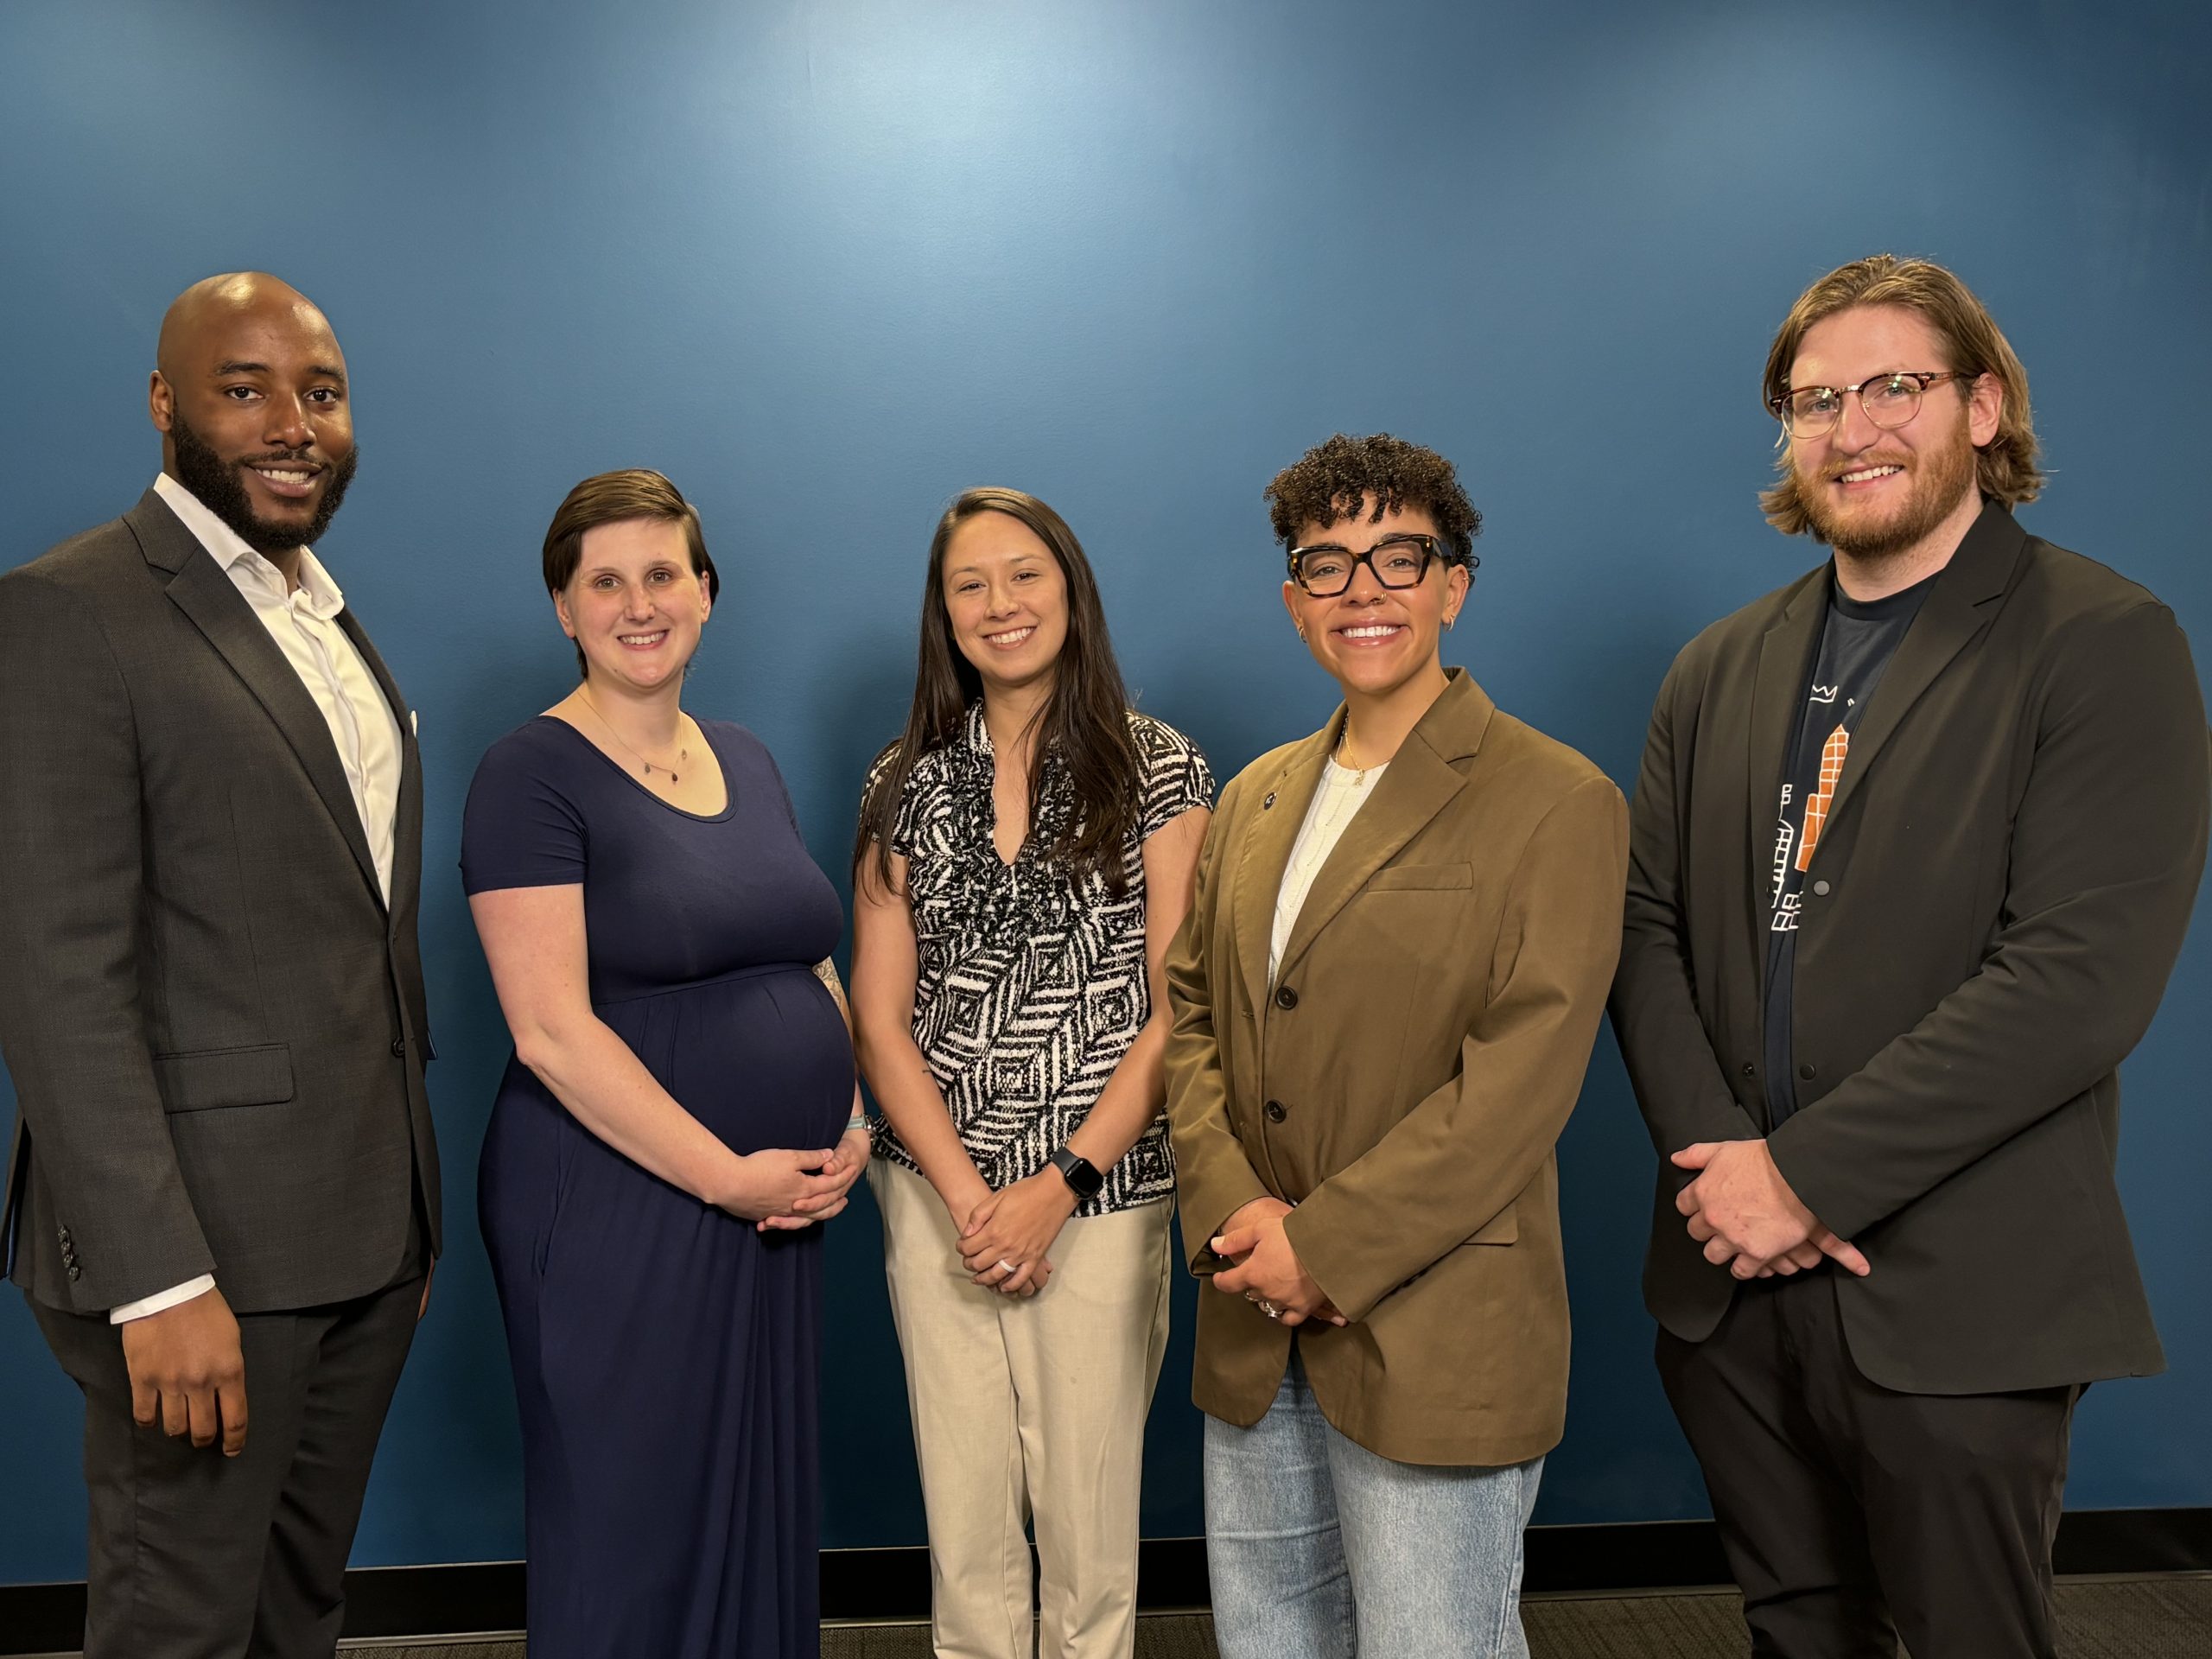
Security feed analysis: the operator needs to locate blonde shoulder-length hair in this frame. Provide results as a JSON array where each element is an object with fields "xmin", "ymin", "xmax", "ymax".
[{"xmin": 1758, "ymin": 254, "xmax": 2045, "ymax": 536}]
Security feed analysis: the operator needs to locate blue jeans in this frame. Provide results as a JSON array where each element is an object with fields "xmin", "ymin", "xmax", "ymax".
[{"xmin": 1205, "ymin": 1349, "xmax": 1544, "ymax": 1659}]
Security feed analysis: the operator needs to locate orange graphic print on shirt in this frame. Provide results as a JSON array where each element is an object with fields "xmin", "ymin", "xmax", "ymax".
[{"xmin": 1796, "ymin": 725, "xmax": 1850, "ymax": 873}]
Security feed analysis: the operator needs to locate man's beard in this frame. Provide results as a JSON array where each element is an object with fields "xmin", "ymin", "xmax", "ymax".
[
  {"xmin": 169, "ymin": 411, "xmax": 359, "ymax": 554},
  {"xmin": 1794, "ymin": 410, "xmax": 1976, "ymax": 563}
]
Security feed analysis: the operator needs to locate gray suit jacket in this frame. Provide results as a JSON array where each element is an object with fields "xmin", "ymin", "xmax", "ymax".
[
  {"xmin": 1611, "ymin": 503, "xmax": 2209, "ymax": 1394},
  {"xmin": 0, "ymin": 489, "xmax": 440, "ymax": 1315}
]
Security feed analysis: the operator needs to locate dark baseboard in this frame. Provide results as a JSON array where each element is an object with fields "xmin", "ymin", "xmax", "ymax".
[{"xmin": 3, "ymin": 1507, "xmax": 2204, "ymax": 1653}]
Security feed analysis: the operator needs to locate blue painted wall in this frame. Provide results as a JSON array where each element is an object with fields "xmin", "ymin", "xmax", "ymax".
[{"xmin": 3, "ymin": 0, "xmax": 2207, "ymax": 1583}]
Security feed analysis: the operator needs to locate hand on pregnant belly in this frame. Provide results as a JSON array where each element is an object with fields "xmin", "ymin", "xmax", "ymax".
[
  {"xmin": 750, "ymin": 1122, "xmax": 872, "ymax": 1232},
  {"xmin": 722, "ymin": 1144, "xmax": 842, "ymax": 1227}
]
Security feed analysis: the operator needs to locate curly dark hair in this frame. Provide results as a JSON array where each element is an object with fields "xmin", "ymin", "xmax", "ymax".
[{"xmin": 1264, "ymin": 433, "xmax": 1482, "ymax": 562}]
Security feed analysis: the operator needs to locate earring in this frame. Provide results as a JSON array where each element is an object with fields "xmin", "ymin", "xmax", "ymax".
[
  {"xmin": 1444, "ymin": 613, "xmax": 1458, "ymax": 632},
  {"xmin": 1295, "ymin": 622, "xmax": 1307, "ymax": 642}
]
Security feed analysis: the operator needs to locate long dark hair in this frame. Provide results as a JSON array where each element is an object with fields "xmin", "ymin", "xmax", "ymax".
[{"xmin": 855, "ymin": 487, "xmax": 1141, "ymax": 896}]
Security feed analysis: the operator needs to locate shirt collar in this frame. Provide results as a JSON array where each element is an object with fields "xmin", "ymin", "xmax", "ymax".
[
  {"xmin": 152, "ymin": 473, "xmax": 347, "ymax": 621},
  {"xmin": 961, "ymin": 699, "xmax": 994, "ymax": 759}
]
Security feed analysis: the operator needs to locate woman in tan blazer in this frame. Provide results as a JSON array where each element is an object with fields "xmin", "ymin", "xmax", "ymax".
[{"xmin": 1165, "ymin": 434, "xmax": 1628, "ymax": 1659}]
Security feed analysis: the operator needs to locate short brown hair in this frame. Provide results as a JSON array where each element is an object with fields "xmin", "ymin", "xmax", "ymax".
[
  {"xmin": 1264, "ymin": 433, "xmax": 1482, "ymax": 563},
  {"xmin": 541, "ymin": 469, "xmax": 720, "ymax": 676},
  {"xmin": 1759, "ymin": 255, "xmax": 2044, "ymax": 535}
]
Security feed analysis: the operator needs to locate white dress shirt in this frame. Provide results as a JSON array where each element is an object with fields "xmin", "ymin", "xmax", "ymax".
[
  {"xmin": 1268, "ymin": 757, "xmax": 1389, "ymax": 985},
  {"xmin": 112, "ymin": 475, "xmax": 404, "ymax": 1324}
]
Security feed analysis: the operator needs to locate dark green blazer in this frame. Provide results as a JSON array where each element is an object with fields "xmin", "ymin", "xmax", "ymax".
[{"xmin": 1612, "ymin": 503, "xmax": 2208, "ymax": 1395}]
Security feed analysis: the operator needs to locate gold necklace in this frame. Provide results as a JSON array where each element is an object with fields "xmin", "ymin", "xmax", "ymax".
[
  {"xmin": 579, "ymin": 688, "xmax": 690, "ymax": 784},
  {"xmin": 1334, "ymin": 725, "xmax": 1373, "ymax": 785}
]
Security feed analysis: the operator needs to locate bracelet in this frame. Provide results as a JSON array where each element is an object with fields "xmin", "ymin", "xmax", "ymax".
[{"xmin": 845, "ymin": 1110, "xmax": 868, "ymax": 1130}]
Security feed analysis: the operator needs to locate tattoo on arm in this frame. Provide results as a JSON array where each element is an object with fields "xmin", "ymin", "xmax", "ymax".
[{"xmin": 814, "ymin": 958, "xmax": 853, "ymax": 1028}]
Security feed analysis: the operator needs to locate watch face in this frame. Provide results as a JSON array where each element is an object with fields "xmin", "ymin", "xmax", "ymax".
[{"xmin": 1057, "ymin": 1150, "xmax": 1103, "ymax": 1198}]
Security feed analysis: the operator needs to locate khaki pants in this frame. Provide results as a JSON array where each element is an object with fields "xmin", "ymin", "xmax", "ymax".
[{"xmin": 871, "ymin": 1159, "xmax": 1173, "ymax": 1659}]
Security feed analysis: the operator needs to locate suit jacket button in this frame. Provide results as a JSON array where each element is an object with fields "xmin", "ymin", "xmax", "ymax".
[
  {"xmin": 1262, "ymin": 792, "xmax": 1276, "ymax": 809},
  {"xmin": 1811, "ymin": 879, "xmax": 1831, "ymax": 896},
  {"xmin": 1265, "ymin": 1100, "xmax": 1287, "ymax": 1122},
  {"xmin": 67, "ymin": 1264, "xmax": 82, "ymax": 1281},
  {"xmin": 1274, "ymin": 985, "xmax": 1299, "ymax": 1010},
  {"xmin": 1740, "ymin": 1062, "xmax": 1756, "ymax": 1078},
  {"xmin": 391, "ymin": 1038, "xmax": 407, "ymax": 1058},
  {"xmin": 1798, "ymin": 1063, "xmax": 1816, "ymax": 1080}
]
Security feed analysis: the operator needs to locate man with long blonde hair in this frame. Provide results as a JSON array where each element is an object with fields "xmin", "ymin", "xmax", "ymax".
[{"xmin": 1612, "ymin": 255, "xmax": 2208, "ymax": 1655}]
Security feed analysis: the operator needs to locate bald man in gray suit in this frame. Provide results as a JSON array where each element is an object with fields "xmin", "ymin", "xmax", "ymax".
[{"xmin": 0, "ymin": 273, "xmax": 440, "ymax": 1658}]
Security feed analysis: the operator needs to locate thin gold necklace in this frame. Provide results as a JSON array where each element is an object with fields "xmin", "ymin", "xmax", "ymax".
[
  {"xmin": 1334, "ymin": 725, "xmax": 1376, "ymax": 784},
  {"xmin": 579, "ymin": 688, "xmax": 690, "ymax": 784}
]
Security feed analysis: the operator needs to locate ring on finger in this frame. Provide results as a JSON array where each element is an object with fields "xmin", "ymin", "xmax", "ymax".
[
  {"xmin": 995, "ymin": 1258, "xmax": 1017, "ymax": 1278},
  {"xmin": 1258, "ymin": 1300, "xmax": 1282, "ymax": 1320}
]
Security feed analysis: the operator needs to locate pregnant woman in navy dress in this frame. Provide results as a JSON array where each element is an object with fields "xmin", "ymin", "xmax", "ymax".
[{"xmin": 463, "ymin": 469, "xmax": 868, "ymax": 1657}]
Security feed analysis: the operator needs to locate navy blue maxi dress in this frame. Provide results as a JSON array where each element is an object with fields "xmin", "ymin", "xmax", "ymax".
[{"xmin": 462, "ymin": 716, "xmax": 850, "ymax": 1659}]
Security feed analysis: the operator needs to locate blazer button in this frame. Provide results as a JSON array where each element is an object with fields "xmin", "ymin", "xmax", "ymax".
[
  {"xmin": 1811, "ymin": 880, "xmax": 1831, "ymax": 896},
  {"xmin": 1265, "ymin": 1100, "xmax": 1287, "ymax": 1122},
  {"xmin": 67, "ymin": 1263, "xmax": 82, "ymax": 1281},
  {"xmin": 391, "ymin": 1038, "xmax": 407, "ymax": 1058},
  {"xmin": 1740, "ymin": 1062, "xmax": 1757, "ymax": 1078},
  {"xmin": 1262, "ymin": 792, "xmax": 1276, "ymax": 809},
  {"xmin": 1274, "ymin": 985, "xmax": 1299, "ymax": 1010},
  {"xmin": 1798, "ymin": 1063, "xmax": 1816, "ymax": 1080}
]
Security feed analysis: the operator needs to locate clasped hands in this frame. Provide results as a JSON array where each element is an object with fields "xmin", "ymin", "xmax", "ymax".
[
  {"xmin": 1673, "ymin": 1139, "xmax": 1869, "ymax": 1281},
  {"xmin": 957, "ymin": 1170, "xmax": 1076, "ymax": 1296},
  {"xmin": 741, "ymin": 1122, "xmax": 872, "ymax": 1233},
  {"xmin": 1207, "ymin": 1197, "xmax": 1346, "ymax": 1328}
]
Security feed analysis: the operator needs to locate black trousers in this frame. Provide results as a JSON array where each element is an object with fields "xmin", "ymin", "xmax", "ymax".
[
  {"xmin": 31, "ymin": 1262, "xmax": 423, "ymax": 1659},
  {"xmin": 1656, "ymin": 1272, "xmax": 2078, "ymax": 1659}
]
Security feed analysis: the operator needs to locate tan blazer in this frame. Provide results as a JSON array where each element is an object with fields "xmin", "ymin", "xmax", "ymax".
[{"xmin": 1165, "ymin": 670, "xmax": 1626, "ymax": 1466}]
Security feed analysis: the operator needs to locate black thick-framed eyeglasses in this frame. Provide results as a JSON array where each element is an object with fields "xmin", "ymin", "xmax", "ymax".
[
  {"xmin": 1286, "ymin": 533, "xmax": 1475, "ymax": 597},
  {"xmin": 1768, "ymin": 370, "xmax": 1972, "ymax": 439}
]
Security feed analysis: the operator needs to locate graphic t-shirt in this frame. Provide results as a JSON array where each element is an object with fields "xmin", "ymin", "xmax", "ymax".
[{"xmin": 1762, "ymin": 570, "xmax": 1935, "ymax": 1123}]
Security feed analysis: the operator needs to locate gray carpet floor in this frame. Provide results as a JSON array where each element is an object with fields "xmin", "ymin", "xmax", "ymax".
[{"xmin": 333, "ymin": 1574, "xmax": 2212, "ymax": 1657}]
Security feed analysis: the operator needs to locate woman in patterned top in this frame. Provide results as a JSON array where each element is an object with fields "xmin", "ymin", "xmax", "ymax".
[{"xmin": 851, "ymin": 488, "xmax": 1213, "ymax": 1659}]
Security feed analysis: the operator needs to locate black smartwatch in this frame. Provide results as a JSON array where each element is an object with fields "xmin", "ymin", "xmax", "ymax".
[{"xmin": 1048, "ymin": 1147, "xmax": 1105, "ymax": 1202}]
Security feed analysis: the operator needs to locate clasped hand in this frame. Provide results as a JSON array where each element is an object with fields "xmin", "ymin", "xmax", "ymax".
[
  {"xmin": 958, "ymin": 1171, "xmax": 1074, "ymax": 1296},
  {"xmin": 733, "ymin": 1122, "xmax": 870, "ymax": 1232},
  {"xmin": 1672, "ymin": 1139, "xmax": 1870, "ymax": 1281},
  {"xmin": 1208, "ymin": 1197, "xmax": 1345, "ymax": 1328}
]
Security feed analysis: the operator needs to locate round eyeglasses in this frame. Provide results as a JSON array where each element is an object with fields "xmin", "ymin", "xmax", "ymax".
[
  {"xmin": 1287, "ymin": 533, "xmax": 1474, "ymax": 597},
  {"xmin": 1769, "ymin": 370, "xmax": 1971, "ymax": 440}
]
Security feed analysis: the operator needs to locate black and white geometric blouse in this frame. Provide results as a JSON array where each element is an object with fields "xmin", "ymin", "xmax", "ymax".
[{"xmin": 868, "ymin": 702, "xmax": 1215, "ymax": 1216}]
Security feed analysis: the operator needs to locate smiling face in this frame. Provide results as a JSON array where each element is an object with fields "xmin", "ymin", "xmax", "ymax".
[
  {"xmin": 939, "ymin": 509, "xmax": 1071, "ymax": 698},
  {"xmin": 1281, "ymin": 499, "xmax": 1468, "ymax": 702},
  {"xmin": 554, "ymin": 517, "xmax": 712, "ymax": 692},
  {"xmin": 150, "ymin": 276, "xmax": 357, "ymax": 553},
  {"xmin": 1784, "ymin": 304, "xmax": 2000, "ymax": 563}
]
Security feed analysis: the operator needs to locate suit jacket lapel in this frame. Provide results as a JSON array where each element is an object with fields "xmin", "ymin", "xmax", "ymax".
[
  {"xmin": 1233, "ymin": 729, "xmax": 1332, "ymax": 1031},
  {"xmin": 127, "ymin": 492, "xmax": 386, "ymax": 908},
  {"xmin": 1745, "ymin": 569, "xmax": 1828, "ymax": 953},
  {"xmin": 1816, "ymin": 504, "xmax": 2025, "ymax": 844},
  {"xmin": 1273, "ymin": 671, "xmax": 1490, "ymax": 988}
]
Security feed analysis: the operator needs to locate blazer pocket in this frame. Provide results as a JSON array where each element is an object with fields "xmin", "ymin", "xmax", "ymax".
[
  {"xmin": 1365, "ymin": 861, "xmax": 1475, "ymax": 892},
  {"xmin": 152, "ymin": 1044, "xmax": 296, "ymax": 1113},
  {"xmin": 1458, "ymin": 1207, "xmax": 1519, "ymax": 1246}
]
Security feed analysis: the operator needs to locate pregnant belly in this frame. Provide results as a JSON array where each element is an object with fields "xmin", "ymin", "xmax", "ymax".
[{"xmin": 601, "ymin": 965, "xmax": 855, "ymax": 1155}]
